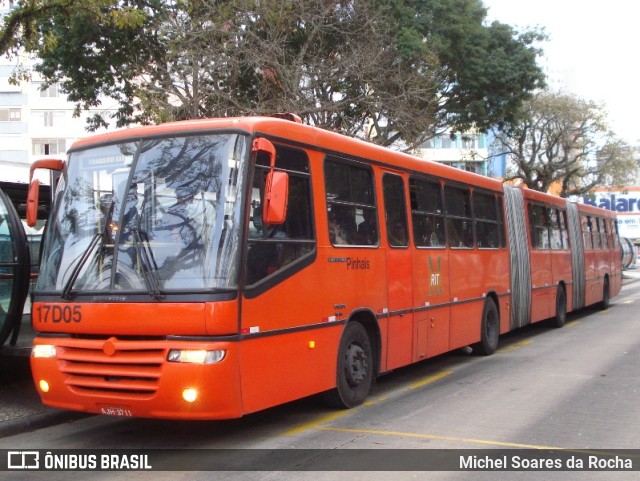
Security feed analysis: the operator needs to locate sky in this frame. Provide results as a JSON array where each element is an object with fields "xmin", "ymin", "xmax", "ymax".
[{"xmin": 482, "ymin": 0, "xmax": 640, "ymax": 144}]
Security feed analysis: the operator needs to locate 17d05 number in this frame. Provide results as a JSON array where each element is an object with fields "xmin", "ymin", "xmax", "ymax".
[{"xmin": 35, "ymin": 305, "xmax": 82, "ymax": 323}]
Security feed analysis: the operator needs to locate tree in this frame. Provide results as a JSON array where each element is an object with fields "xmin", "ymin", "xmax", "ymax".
[
  {"xmin": 493, "ymin": 91, "xmax": 639, "ymax": 197},
  {"xmin": 0, "ymin": 0, "xmax": 545, "ymax": 149}
]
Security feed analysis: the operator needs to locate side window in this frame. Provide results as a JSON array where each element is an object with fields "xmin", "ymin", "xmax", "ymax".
[
  {"xmin": 581, "ymin": 215, "xmax": 593, "ymax": 250},
  {"xmin": 246, "ymin": 145, "xmax": 315, "ymax": 286},
  {"xmin": 609, "ymin": 218, "xmax": 619, "ymax": 249},
  {"xmin": 444, "ymin": 185, "xmax": 473, "ymax": 248},
  {"xmin": 549, "ymin": 208, "xmax": 563, "ymax": 250},
  {"xmin": 598, "ymin": 218, "xmax": 608, "ymax": 250},
  {"xmin": 559, "ymin": 210, "xmax": 570, "ymax": 249},
  {"xmin": 383, "ymin": 174, "xmax": 409, "ymax": 248},
  {"xmin": 591, "ymin": 218, "xmax": 599, "ymax": 250},
  {"xmin": 474, "ymin": 191, "xmax": 500, "ymax": 249},
  {"xmin": 529, "ymin": 203, "xmax": 549, "ymax": 249},
  {"xmin": 325, "ymin": 157, "xmax": 377, "ymax": 246},
  {"xmin": 410, "ymin": 177, "xmax": 445, "ymax": 248},
  {"xmin": 497, "ymin": 197, "xmax": 506, "ymax": 248}
]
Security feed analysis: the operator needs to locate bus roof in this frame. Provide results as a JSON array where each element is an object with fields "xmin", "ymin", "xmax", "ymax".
[{"xmin": 69, "ymin": 116, "xmax": 504, "ymax": 193}]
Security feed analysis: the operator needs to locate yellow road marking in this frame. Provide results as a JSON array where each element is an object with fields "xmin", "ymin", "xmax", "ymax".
[
  {"xmin": 409, "ymin": 370, "xmax": 453, "ymax": 390},
  {"xmin": 286, "ymin": 337, "xmax": 539, "ymax": 437},
  {"xmin": 498, "ymin": 338, "xmax": 533, "ymax": 353},
  {"xmin": 285, "ymin": 370, "xmax": 452, "ymax": 436},
  {"xmin": 317, "ymin": 426, "xmax": 563, "ymax": 450},
  {"xmin": 284, "ymin": 409, "xmax": 356, "ymax": 436}
]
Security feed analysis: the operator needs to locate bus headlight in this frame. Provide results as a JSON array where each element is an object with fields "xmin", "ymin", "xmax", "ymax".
[
  {"xmin": 167, "ymin": 349, "xmax": 226, "ymax": 364},
  {"xmin": 32, "ymin": 345, "xmax": 57, "ymax": 358}
]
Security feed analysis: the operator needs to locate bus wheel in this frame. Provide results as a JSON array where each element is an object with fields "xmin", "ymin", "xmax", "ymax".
[
  {"xmin": 473, "ymin": 298, "xmax": 499, "ymax": 356},
  {"xmin": 599, "ymin": 277, "xmax": 610, "ymax": 310},
  {"xmin": 324, "ymin": 321, "xmax": 373, "ymax": 409},
  {"xmin": 551, "ymin": 285, "xmax": 567, "ymax": 328}
]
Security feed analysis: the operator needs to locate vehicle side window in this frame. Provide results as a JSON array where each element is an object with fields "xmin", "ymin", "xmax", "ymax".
[
  {"xmin": 444, "ymin": 185, "xmax": 473, "ymax": 248},
  {"xmin": 549, "ymin": 208, "xmax": 563, "ymax": 250},
  {"xmin": 608, "ymin": 218, "xmax": 619, "ymax": 249},
  {"xmin": 474, "ymin": 191, "xmax": 500, "ymax": 249},
  {"xmin": 324, "ymin": 157, "xmax": 377, "ymax": 246},
  {"xmin": 246, "ymin": 145, "xmax": 315, "ymax": 286},
  {"xmin": 598, "ymin": 218, "xmax": 608, "ymax": 250},
  {"xmin": 383, "ymin": 174, "xmax": 409, "ymax": 248},
  {"xmin": 410, "ymin": 177, "xmax": 445, "ymax": 248},
  {"xmin": 581, "ymin": 215, "xmax": 593, "ymax": 250},
  {"xmin": 529, "ymin": 203, "xmax": 550, "ymax": 249},
  {"xmin": 559, "ymin": 210, "xmax": 570, "ymax": 249}
]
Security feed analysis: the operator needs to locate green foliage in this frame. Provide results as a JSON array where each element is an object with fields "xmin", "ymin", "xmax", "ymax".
[
  {"xmin": 494, "ymin": 91, "xmax": 640, "ymax": 197},
  {"xmin": 1, "ymin": 0, "xmax": 545, "ymax": 147}
]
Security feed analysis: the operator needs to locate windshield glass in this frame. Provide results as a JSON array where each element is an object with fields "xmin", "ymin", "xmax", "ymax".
[{"xmin": 37, "ymin": 134, "xmax": 248, "ymax": 295}]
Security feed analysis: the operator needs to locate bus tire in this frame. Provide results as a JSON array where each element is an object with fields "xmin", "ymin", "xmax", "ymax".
[
  {"xmin": 599, "ymin": 277, "xmax": 610, "ymax": 310},
  {"xmin": 550, "ymin": 284, "xmax": 567, "ymax": 328},
  {"xmin": 323, "ymin": 321, "xmax": 374, "ymax": 409},
  {"xmin": 473, "ymin": 298, "xmax": 499, "ymax": 356}
]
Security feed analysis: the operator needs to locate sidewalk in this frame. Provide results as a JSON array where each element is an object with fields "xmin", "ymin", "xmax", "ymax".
[
  {"xmin": 0, "ymin": 355, "xmax": 87, "ymax": 438},
  {"xmin": 623, "ymin": 268, "xmax": 640, "ymax": 282}
]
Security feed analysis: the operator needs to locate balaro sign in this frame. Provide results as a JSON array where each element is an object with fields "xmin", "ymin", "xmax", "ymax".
[{"xmin": 582, "ymin": 193, "xmax": 640, "ymax": 213}]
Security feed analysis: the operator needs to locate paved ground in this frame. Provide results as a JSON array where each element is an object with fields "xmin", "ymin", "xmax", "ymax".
[
  {"xmin": 0, "ymin": 355, "xmax": 86, "ymax": 438},
  {"xmin": 0, "ymin": 269, "xmax": 639, "ymax": 439}
]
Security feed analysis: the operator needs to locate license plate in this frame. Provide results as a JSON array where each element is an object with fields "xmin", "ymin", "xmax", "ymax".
[{"xmin": 98, "ymin": 404, "xmax": 133, "ymax": 417}]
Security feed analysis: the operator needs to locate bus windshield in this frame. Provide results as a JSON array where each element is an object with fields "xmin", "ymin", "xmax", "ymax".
[{"xmin": 37, "ymin": 133, "xmax": 249, "ymax": 296}]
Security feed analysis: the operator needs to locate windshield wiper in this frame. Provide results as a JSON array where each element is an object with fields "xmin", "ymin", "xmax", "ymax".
[
  {"xmin": 61, "ymin": 233, "xmax": 102, "ymax": 300},
  {"xmin": 132, "ymin": 228, "xmax": 163, "ymax": 300}
]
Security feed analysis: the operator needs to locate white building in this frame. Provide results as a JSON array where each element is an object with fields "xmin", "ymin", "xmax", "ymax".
[
  {"xmin": 414, "ymin": 131, "xmax": 494, "ymax": 176},
  {"xmin": 0, "ymin": 69, "xmax": 112, "ymax": 184},
  {"xmin": 1, "ymin": 2, "xmax": 113, "ymax": 184}
]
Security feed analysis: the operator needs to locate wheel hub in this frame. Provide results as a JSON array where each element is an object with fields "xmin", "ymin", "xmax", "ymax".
[{"xmin": 345, "ymin": 343, "xmax": 368, "ymax": 387}]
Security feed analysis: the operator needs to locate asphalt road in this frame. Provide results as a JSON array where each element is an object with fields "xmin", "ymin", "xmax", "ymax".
[{"xmin": 1, "ymin": 277, "xmax": 640, "ymax": 480}]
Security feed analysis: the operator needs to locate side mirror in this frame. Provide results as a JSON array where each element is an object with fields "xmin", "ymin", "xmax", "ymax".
[
  {"xmin": 263, "ymin": 171, "xmax": 289, "ymax": 225},
  {"xmin": 27, "ymin": 158, "xmax": 65, "ymax": 227},
  {"xmin": 26, "ymin": 179, "xmax": 41, "ymax": 227},
  {"xmin": 252, "ymin": 137, "xmax": 276, "ymax": 168},
  {"xmin": 253, "ymin": 137, "xmax": 288, "ymax": 225}
]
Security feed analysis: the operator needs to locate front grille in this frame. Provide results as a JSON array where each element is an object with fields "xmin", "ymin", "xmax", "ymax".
[{"xmin": 55, "ymin": 338, "xmax": 165, "ymax": 399}]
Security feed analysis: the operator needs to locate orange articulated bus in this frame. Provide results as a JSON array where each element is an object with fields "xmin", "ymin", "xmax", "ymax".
[{"xmin": 27, "ymin": 116, "xmax": 622, "ymax": 419}]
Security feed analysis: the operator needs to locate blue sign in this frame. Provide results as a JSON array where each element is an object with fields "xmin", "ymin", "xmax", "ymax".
[{"xmin": 583, "ymin": 194, "xmax": 640, "ymax": 212}]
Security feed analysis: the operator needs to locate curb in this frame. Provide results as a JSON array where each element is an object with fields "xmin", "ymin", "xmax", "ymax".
[{"xmin": 0, "ymin": 410, "xmax": 90, "ymax": 439}]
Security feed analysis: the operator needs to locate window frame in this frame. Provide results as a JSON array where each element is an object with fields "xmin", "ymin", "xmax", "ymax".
[
  {"xmin": 382, "ymin": 173, "xmax": 409, "ymax": 249},
  {"xmin": 409, "ymin": 176, "xmax": 446, "ymax": 249},
  {"xmin": 324, "ymin": 156, "xmax": 378, "ymax": 248},
  {"xmin": 244, "ymin": 143, "xmax": 316, "ymax": 291},
  {"xmin": 473, "ymin": 190, "xmax": 503, "ymax": 250},
  {"xmin": 444, "ymin": 184, "xmax": 474, "ymax": 249}
]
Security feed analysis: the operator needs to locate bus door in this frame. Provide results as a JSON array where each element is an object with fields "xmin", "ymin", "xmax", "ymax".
[
  {"xmin": 381, "ymin": 173, "xmax": 414, "ymax": 370},
  {"xmin": 408, "ymin": 177, "xmax": 450, "ymax": 361},
  {"xmin": 0, "ymin": 188, "xmax": 31, "ymax": 348}
]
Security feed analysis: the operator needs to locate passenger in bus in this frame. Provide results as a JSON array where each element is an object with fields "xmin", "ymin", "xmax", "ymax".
[
  {"xmin": 447, "ymin": 219, "xmax": 462, "ymax": 247},
  {"xmin": 389, "ymin": 221, "xmax": 408, "ymax": 246},
  {"xmin": 356, "ymin": 209, "xmax": 377, "ymax": 245},
  {"xmin": 421, "ymin": 218, "xmax": 442, "ymax": 247},
  {"xmin": 328, "ymin": 210, "xmax": 348, "ymax": 244}
]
